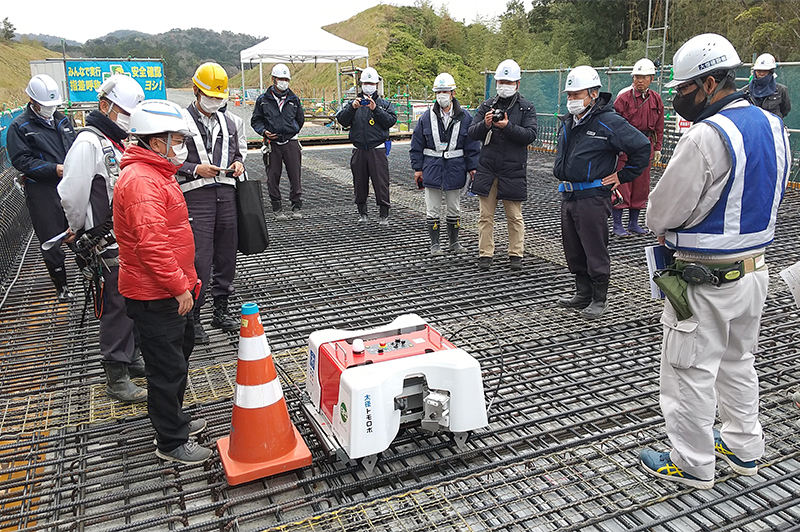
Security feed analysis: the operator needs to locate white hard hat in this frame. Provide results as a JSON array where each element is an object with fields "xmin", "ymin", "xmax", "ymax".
[
  {"xmin": 564, "ymin": 65, "xmax": 602, "ymax": 92},
  {"xmin": 360, "ymin": 67, "xmax": 379, "ymax": 83},
  {"xmin": 665, "ymin": 33, "xmax": 742, "ymax": 88},
  {"xmin": 754, "ymin": 53, "xmax": 776, "ymax": 71},
  {"xmin": 271, "ymin": 63, "xmax": 291, "ymax": 79},
  {"xmin": 495, "ymin": 59, "xmax": 521, "ymax": 81},
  {"xmin": 129, "ymin": 100, "xmax": 191, "ymax": 137},
  {"xmin": 98, "ymin": 75, "xmax": 145, "ymax": 114},
  {"xmin": 631, "ymin": 58, "xmax": 656, "ymax": 76},
  {"xmin": 26, "ymin": 74, "xmax": 62, "ymax": 106},
  {"xmin": 433, "ymin": 72, "xmax": 456, "ymax": 91}
]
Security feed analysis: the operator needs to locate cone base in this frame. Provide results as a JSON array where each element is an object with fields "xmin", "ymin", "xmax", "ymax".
[{"xmin": 216, "ymin": 425, "xmax": 312, "ymax": 486}]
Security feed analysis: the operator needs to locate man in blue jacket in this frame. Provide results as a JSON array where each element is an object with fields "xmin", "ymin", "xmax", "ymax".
[
  {"xmin": 410, "ymin": 73, "xmax": 481, "ymax": 256},
  {"xmin": 336, "ymin": 67, "xmax": 397, "ymax": 225},
  {"xmin": 251, "ymin": 63, "xmax": 305, "ymax": 220},
  {"xmin": 553, "ymin": 66, "xmax": 650, "ymax": 319},
  {"xmin": 7, "ymin": 74, "xmax": 76, "ymax": 302}
]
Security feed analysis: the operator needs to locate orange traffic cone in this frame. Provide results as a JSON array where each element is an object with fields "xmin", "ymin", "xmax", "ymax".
[{"xmin": 217, "ymin": 302, "xmax": 312, "ymax": 485}]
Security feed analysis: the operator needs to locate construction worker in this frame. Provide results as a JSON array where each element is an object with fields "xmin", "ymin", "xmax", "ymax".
[
  {"xmin": 251, "ymin": 63, "xmax": 305, "ymax": 220},
  {"xmin": 336, "ymin": 67, "xmax": 397, "ymax": 225},
  {"xmin": 745, "ymin": 53, "xmax": 791, "ymax": 119},
  {"xmin": 553, "ymin": 66, "xmax": 650, "ymax": 319},
  {"xmin": 7, "ymin": 74, "xmax": 77, "ymax": 302},
  {"xmin": 59, "ymin": 75, "xmax": 147, "ymax": 404},
  {"xmin": 410, "ymin": 72, "xmax": 480, "ymax": 256},
  {"xmin": 642, "ymin": 34, "xmax": 790, "ymax": 489},
  {"xmin": 612, "ymin": 58, "xmax": 664, "ymax": 237},
  {"xmin": 177, "ymin": 62, "xmax": 244, "ymax": 345},
  {"xmin": 467, "ymin": 59, "xmax": 537, "ymax": 271},
  {"xmin": 115, "ymin": 99, "xmax": 210, "ymax": 465}
]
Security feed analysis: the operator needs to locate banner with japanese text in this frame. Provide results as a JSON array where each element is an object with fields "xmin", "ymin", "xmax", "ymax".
[{"xmin": 65, "ymin": 60, "xmax": 166, "ymax": 102}]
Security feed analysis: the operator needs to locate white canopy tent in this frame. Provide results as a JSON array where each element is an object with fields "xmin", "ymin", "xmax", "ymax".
[{"xmin": 239, "ymin": 28, "xmax": 369, "ymax": 108}]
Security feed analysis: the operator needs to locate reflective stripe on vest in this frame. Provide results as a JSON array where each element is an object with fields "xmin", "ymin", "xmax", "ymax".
[
  {"xmin": 665, "ymin": 106, "xmax": 790, "ymax": 253},
  {"xmin": 234, "ymin": 379, "xmax": 284, "ymax": 409},
  {"xmin": 423, "ymin": 111, "xmax": 463, "ymax": 159},
  {"xmin": 178, "ymin": 108, "xmax": 234, "ymax": 191}
]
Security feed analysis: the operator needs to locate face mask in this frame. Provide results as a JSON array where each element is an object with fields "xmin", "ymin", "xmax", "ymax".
[
  {"xmin": 275, "ymin": 80, "xmax": 289, "ymax": 92},
  {"xmin": 115, "ymin": 113, "xmax": 131, "ymax": 133},
  {"xmin": 167, "ymin": 143, "xmax": 188, "ymax": 167},
  {"xmin": 200, "ymin": 94, "xmax": 224, "ymax": 114},
  {"xmin": 37, "ymin": 104, "xmax": 57, "ymax": 119},
  {"xmin": 436, "ymin": 93, "xmax": 452, "ymax": 108},
  {"xmin": 672, "ymin": 86, "xmax": 707, "ymax": 122},
  {"xmin": 496, "ymin": 84, "xmax": 516, "ymax": 99},
  {"xmin": 362, "ymin": 84, "xmax": 377, "ymax": 95},
  {"xmin": 567, "ymin": 99, "xmax": 588, "ymax": 116}
]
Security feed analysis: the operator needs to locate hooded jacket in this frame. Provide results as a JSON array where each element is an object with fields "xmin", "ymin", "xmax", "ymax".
[
  {"xmin": 114, "ymin": 145, "xmax": 197, "ymax": 301},
  {"xmin": 553, "ymin": 92, "xmax": 651, "ymax": 200},
  {"xmin": 467, "ymin": 93, "xmax": 537, "ymax": 201},
  {"xmin": 251, "ymin": 85, "xmax": 305, "ymax": 143},
  {"xmin": 409, "ymin": 99, "xmax": 481, "ymax": 191},
  {"xmin": 7, "ymin": 104, "xmax": 76, "ymax": 185}
]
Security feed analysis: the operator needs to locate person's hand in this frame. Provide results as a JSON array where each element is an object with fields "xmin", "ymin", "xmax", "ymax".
[
  {"xmin": 230, "ymin": 161, "xmax": 245, "ymax": 178},
  {"xmin": 264, "ymin": 131, "xmax": 278, "ymax": 140},
  {"xmin": 56, "ymin": 164, "xmax": 64, "ymax": 178},
  {"xmin": 414, "ymin": 171, "xmax": 423, "ymax": 188},
  {"xmin": 352, "ymin": 99, "xmax": 361, "ymax": 109},
  {"xmin": 64, "ymin": 228, "xmax": 77, "ymax": 244},
  {"xmin": 367, "ymin": 99, "xmax": 376, "ymax": 111},
  {"xmin": 601, "ymin": 172, "xmax": 621, "ymax": 190},
  {"xmin": 484, "ymin": 111, "xmax": 494, "ymax": 127},
  {"xmin": 494, "ymin": 112, "xmax": 509, "ymax": 129},
  {"xmin": 195, "ymin": 164, "xmax": 224, "ymax": 178},
  {"xmin": 176, "ymin": 290, "xmax": 193, "ymax": 316},
  {"xmin": 653, "ymin": 150, "xmax": 662, "ymax": 164},
  {"xmin": 657, "ymin": 235, "xmax": 666, "ymax": 245},
  {"xmin": 469, "ymin": 170, "xmax": 476, "ymax": 179}
]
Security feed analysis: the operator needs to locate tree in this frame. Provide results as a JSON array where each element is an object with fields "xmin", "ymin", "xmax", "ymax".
[{"xmin": 1, "ymin": 17, "xmax": 15, "ymax": 41}]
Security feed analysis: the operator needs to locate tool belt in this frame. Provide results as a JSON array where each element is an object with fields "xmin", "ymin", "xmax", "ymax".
[
  {"xmin": 558, "ymin": 179, "xmax": 604, "ymax": 192},
  {"xmin": 653, "ymin": 254, "xmax": 765, "ymax": 321}
]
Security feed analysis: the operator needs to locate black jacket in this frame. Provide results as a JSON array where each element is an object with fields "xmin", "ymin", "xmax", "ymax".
[
  {"xmin": 251, "ymin": 86, "xmax": 305, "ymax": 142},
  {"xmin": 467, "ymin": 93, "xmax": 537, "ymax": 201},
  {"xmin": 553, "ymin": 92, "xmax": 651, "ymax": 200},
  {"xmin": 7, "ymin": 104, "xmax": 76, "ymax": 185},
  {"xmin": 745, "ymin": 83, "xmax": 791, "ymax": 119},
  {"xmin": 336, "ymin": 93, "xmax": 397, "ymax": 150}
]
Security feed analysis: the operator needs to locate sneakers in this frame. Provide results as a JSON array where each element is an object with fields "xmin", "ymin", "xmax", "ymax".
[
  {"xmin": 154, "ymin": 418, "xmax": 207, "ymax": 446},
  {"xmin": 714, "ymin": 429, "xmax": 758, "ymax": 476},
  {"xmin": 509, "ymin": 256, "xmax": 522, "ymax": 271},
  {"xmin": 57, "ymin": 286, "xmax": 75, "ymax": 303},
  {"xmin": 155, "ymin": 440, "xmax": 212, "ymax": 465},
  {"xmin": 274, "ymin": 211, "xmax": 289, "ymax": 221},
  {"xmin": 790, "ymin": 389, "xmax": 800, "ymax": 409},
  {"xmin": 478, "ymin": 256, "xmax": 493, "ymax": 270},
  {"xmin": 291, "ymin": 210, "xmax": 303, "ymax": 219},
  {"xmin": 378, "ymin": 216, "xmax": 389, "ymax": 226},
  {"xmin": 639, "ymin": 449, "xmax": 714, "ymax": 489}
]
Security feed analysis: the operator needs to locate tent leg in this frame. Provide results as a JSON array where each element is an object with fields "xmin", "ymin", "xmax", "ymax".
[
  {"xmin": 259, "ymin": 62, "xmax": 263, "ymax": 95},
  {"xmin": 336, "ymin": 59, "xmax": 342, "ymax": 133}
]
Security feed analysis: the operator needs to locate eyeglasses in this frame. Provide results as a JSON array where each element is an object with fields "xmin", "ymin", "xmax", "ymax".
[
  {"xmin": 156, "ymin": 136, "xmax": 186, "ymax": 149},
  {"xmin": 675, "ymin": 81, "xmax": 698, "ymax": 97}
]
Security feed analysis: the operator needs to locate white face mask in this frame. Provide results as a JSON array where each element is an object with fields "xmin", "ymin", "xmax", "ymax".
[
  {"xmin": 362, "ymin": 84, "xmax": 377, "ymax": 95},
  {"xmin": 200, "ymin": 94, "xmax": 224, "ymax": 114},
  {"xmin": 167, "ymin": 143, "xmax": 188, "ymax": 167},
  {"xmin": 275, "ymin": 80, "xmax": 289, "ymax": 92},
  {"xmin": 37, "ymin": 104, "xmax": 57, "ymax": 119},
  {"xmin": 567, "ymin": 99, "xmax": 588, "ymax": 116},
  {"xmin": 496, "ymin": 84, "xmax": 516, "ymax": 99},
  {"xmin": 115, "ymin": 113, "xmax": 131, "ymax": 133},
  {"xmin": 436, "ymin": 93, "xmax": 452, "ymax": 108}
]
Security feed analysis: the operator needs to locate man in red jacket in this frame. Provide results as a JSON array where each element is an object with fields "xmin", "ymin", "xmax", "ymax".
[
  {"xmin": 612, "ymin": 58, "xmax": 664, "ymax": 236},
  {"xmin": 114, "ymin": 100, "xmax": 211, "ymax": 465}
]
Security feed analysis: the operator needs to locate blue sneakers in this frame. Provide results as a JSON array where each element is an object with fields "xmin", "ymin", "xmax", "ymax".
[
  {"xmin": 639, "ymin": 449, "xmax": 714, "ymax": 489},
  {"xmin": 713, "ymin": 429, "xmax": 758, "ymax": 476}
]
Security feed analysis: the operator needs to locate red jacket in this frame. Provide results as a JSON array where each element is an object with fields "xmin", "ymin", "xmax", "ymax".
[
  {"xmin": 614, "ymin": 86, "xmax": 664, "ymax": 151},
  {"xmin": 114, "ymin": 145, "xmax": 197, "ymax": 301}
]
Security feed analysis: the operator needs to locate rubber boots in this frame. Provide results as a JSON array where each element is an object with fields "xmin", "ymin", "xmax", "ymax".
[
  {"xmin": 357, "ymin": 203, "xmax": 368, "ymax": 223},
  {"xmin": 129, "ymin": 348, "xmax": 146, "ymax": 378},
  {"xmin": 580, "ymin": 281, "xmax": 609, "ymax": 319},
  {"xmin": 612, "ymin": 209, "xmax": 631, "ymax": 237},
  {"xmin": 211, "ymin": 295, "xmax": 239, "ymax": 332},
  {"xmin": 428, "ymin": 218, "xmax": 444, "ymax": 256},
  {"xmin": 446, "ymin": 217, "xmax": 466, "ymax": 254},
  {"xmin": 102, "ymin": 361, "xmax": 147, "ymax": 403},
  {"xmin": 558, "ymin": 275, "xmax": 593, "ymax": 308},
  {"xmin": 193, "ymin": 306, "xmax": 209, "ymax": 345},
  {"xmin": 379, "ymin": 205, "xmax": 390, "ymax": 226},
  {"xmin": 627, "ymin": 208, "xmax": 648, "ymax": 234}
]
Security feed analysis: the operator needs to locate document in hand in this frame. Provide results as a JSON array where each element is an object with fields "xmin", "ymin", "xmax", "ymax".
[{"xmin": 645, "ymin": 245, "xmax": 674, "ymax": 299}]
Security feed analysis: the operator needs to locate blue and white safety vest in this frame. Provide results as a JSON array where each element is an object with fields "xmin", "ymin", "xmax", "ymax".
[{"xmin": 665, "ymin": 105, "xmax": 790, "ymax": 254}]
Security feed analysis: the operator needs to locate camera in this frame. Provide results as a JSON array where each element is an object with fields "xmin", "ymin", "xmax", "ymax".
[
  {"xmin": 360, "ymin": 98, "xmax": 371, "ymax": 106},
  {"xmin": 491, "ymin": 109, "xmax": 506, "ymax": 122}
]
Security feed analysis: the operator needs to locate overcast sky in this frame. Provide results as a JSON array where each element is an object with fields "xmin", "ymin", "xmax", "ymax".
[{"xmin": 5, "ymin": 0, "xmax": 514, "ymax": 43}]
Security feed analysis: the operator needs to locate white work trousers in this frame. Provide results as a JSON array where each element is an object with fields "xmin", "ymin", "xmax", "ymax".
[
  {"xmin": 424, "ymin": 187, "xmax": 461, "ymax": 220},
  {"xmin": 660, "ymin": 269, "xmax": 768, "ymax": 480}
]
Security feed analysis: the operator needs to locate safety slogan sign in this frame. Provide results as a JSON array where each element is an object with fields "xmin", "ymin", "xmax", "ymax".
[{"xmin": 65, "ymin": 60, "xmax": 167, "ymax": 102}]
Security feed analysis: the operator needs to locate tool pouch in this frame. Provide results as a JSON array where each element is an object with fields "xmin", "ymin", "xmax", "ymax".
[{"xmin": 653, "ymin": 267, "xmax": 693, "ymax": 321}]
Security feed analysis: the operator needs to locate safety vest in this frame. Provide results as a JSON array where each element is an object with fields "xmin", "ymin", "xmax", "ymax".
[
  {"xmin": 178, "ymin": 108, "xmax": 237, "ymax": 193},
  {"xmin": 422, "ymin": 109, "xmax": 463, "ymax": 160},
  {"xmin": 665, "ymin": 105, "xmax": 790, "ymax": 253}
]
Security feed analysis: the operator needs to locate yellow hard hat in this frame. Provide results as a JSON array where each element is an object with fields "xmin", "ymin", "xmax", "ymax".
[{"xmin": 192, "ymin": 62, "xmax": 228, "ymax": 98}]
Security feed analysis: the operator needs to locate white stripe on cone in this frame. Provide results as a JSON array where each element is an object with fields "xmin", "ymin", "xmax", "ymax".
[
  {"xmin": 237, "ymin": 335, "xmax": 272, "ymax": 362},
  {"xmin": 234, "ymin": 379, "xmax": 284, "ymax": 409}
]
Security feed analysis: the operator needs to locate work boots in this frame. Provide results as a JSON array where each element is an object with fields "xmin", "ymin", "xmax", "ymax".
[
  {"xmin": 446, "ymin": 217, "xmax": 466, "ymax": 254},
  {"xmin": 612, "ymin": 209, "xmax": 631, "ymax": 237},
  {"xmin": 102, "ymin": 361, "xmax": 147, "ymax": 403},
  {"xmin": 558, "ymin": 275, "xmax": 593, "ymax": 308},
  {"xmin": 48, "ymin": 263, "xmax": 75, "ymax": 303},
  {"xmin": 272, "ymin": 200, "xmax": 287, "ymax": 221},
  {"xmin": 128, "ymin": 348, "xmax": 146, "ymax": 378},
  {"xmin": 427, "ymin": 218, "xmax": 444, "ymax": 256},
  {"xmin": 211, "ymin": 295, "xmax": 239, "ymax": 331},
  {"xmin": 580, "ymin": 281, "xmax": 609, "ymax": 319},
  {"xmin": 627, "ymin": 209, "xmax": 648, "ymax": 234},
  {"xmin": 379, "ymin": 205, "xmax": 390, "ymax": 226},
  {"xmin": 291, "ymin": 201, "xmax": 303, "ymax": 219},
  {"xmin": 193, "ymin": 306, "xmax": 209, "ymax": 345},
  {"xmin": 357, "ymin": 203, "xmax": 368, "ymax": 223}
]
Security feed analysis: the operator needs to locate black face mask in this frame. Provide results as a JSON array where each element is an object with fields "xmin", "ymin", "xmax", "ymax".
[{"xmin": 672, "ymin": 84, "xmax": 708, "ymax": 123}]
